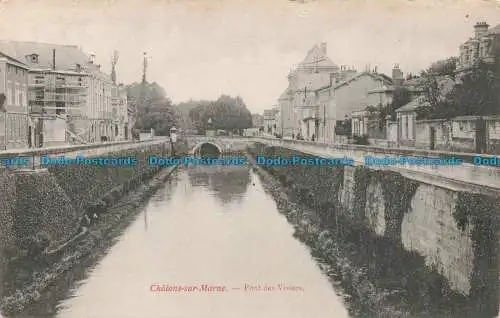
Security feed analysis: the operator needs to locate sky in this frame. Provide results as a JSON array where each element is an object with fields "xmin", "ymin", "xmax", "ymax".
[{"xmin": 0, "ymin": 0, "xmax": 499, "ymax": 113}]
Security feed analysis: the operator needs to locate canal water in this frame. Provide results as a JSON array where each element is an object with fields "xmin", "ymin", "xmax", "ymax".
[{"xmin": 50, "ymin": 165, "xmax": 350, "ymax": 318}]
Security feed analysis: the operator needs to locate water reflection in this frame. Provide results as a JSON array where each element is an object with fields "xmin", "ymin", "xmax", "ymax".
[
  {"xmin": 17, "ymin": 167, "xmax": 349, "ymax": 318},
  {"xmin": 187, "ymin": 164, "xmax": 251, "ymax": 206}
]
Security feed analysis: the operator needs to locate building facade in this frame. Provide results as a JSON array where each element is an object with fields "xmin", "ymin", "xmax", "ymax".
[
  {"xmin": 456, "ymin": 22, "xmax": 500, "ymax": 74},
  {"xmin": 263, "ymin": 108, "xmax": 277, "ymax": 135},
  {"xmin": 0, "ymin": 41, "xmax": 116, "ymax": 147},
  {"xmin": 278, "ymin": 43, "xmax": 339, "ymax": 140},
  {"xmin": 251, "ymin": 113, "xmax": 264, "ymax": 128},
  {"xmin": 0, "ymin": 52, "xmax": 30, "ymax": 149},
  {"xmin": 111, "ymin": 83, "xmax": 130, "ymax": 141}
]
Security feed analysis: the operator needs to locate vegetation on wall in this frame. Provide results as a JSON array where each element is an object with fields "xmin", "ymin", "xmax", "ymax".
[
  {"xmin": 453, "ymin": 192, "xmax": 500, "ymax": 317},
  {"xmin": 351, "ymin": 167, "xmax": 419, "ymax": 240},
  {"xmin": 247, "ymin": 145, "xmax": 482, "ymax": 317}
]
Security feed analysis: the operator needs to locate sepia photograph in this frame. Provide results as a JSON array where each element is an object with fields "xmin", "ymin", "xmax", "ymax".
[{"xmin": 0, "ymin": 0, "xmax": 499, "ymax": 317}]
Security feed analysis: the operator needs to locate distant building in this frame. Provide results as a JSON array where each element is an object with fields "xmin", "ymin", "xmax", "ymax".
[
  {"xmin": 263, "ymin": 108, "xmax": 277, "ymax": 135},
  {"xmin": 273, "ymin": 105, "xmax": 281, "ymax": 136},
  {"xmin": 0, "ymin": 52, "xmax": 30, "ymax": 149},
  {"xmin": 251, "ymin": 113, "xmax": 264, "ymax": 128},
  {"xmin": 111, "ymin": 83, "xmax": 130, "ymax": 140},
  {"xmin": 280, "ymin": 42, "xmax": 340, "ymax": 140},
  {"xmin": 456, "ymin": 21, "xmax": 500, "ymax": 74}
]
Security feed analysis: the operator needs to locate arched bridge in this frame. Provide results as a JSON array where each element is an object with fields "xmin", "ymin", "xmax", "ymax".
[
  {"xmin": 183, "ymin": 135, "xmax": 499, "ymax": 196},
  {"xmin": 185, "ymin": 136, "xmax": 254, "ymax": 156}
]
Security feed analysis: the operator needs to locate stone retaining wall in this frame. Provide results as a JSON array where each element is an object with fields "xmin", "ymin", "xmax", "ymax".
[{"xmin": 248, "ymin": 142, "xmax": 500, "ymax": 317}]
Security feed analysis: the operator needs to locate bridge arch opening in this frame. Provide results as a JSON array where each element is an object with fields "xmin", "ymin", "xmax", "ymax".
[{"xmin": 193, "ymin": 142, "xmax": 222, "ymax": 157}]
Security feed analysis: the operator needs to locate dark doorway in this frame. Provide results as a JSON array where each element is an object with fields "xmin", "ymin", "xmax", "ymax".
[
  {"xmin": 475, "ymin": 118, "xmax": 487, "ymax": 154},
  {"xmin": 429, "ymin": 127, "xmax": 436, "ymax": 150}
]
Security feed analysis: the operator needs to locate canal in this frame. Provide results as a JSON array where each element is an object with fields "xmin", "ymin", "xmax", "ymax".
[{"xmin": 29, "ymin": 165, "xmax": 350, "ymax": 318}]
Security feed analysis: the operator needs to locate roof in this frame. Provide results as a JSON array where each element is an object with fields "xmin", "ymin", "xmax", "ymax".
[
  {"xmin": 368, "ymin": 85, "xmax": 394, "ymax": 94},
  {"xmin": 263, "ymin": 109, "xmax": 276, "ymax": 116},
  {"xmin": 487, "ymin": 23, "xmax": 500, "ymax": 35},
  {"xmin": 289, "ymin": 72, "xmax": 332, "ymax": 92},
  {"xmin": 298, "ymin": 43, "xmax": 338, "ymax": 70},
  {"xmin": 278, "ymin": 88, "xmax": 290, "ymax": 100},
  {"xmin": 396, "ymin": 96, "xmax": 430, "ymax": 112},
  {"xmin": 333, "ymin": 72, "xmax": 393, "ymax": 90},
  {"xmin": 0, "ymin": 51, "xmax": 29, "ymax": 67},
  {"xmin": 0, "ymin": 40, "xmax": 90, "ymax": 71}
]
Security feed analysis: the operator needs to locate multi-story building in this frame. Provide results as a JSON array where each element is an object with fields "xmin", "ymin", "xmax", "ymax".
[
  {"xmin": 273, "ymin": 105, "xmax": 281, "ymax": 136},
  {"xmin": 456, "ymin": 21, "xmax": 500, "ymax": 74},
  {"xmin": 251, "ymin": 113, "xmax": 264, "ymax": 128},
  {"xmin": 0, "ymin": 41, "xmax": 116, "ymax": 147},
  {"xmin": 0, "ymin": 52, "xmax": 30, "ymax": 149},
  {"xmin": 111, "ymin": 83, "xmax": 130, "ymax": 140},
  {"xmin": 263, "ymin": 108, "xmax": 277, "ymax": 135},
  {"xmin": 279, "ymin": 43, "xmax": 340, "ymax": 140}
]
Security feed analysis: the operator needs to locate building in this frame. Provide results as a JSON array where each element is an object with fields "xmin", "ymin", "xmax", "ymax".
[
  {"xmin": 263, "ymin": 108, "xmax": 277, "ymax": 135},
  {"xmin": 273, "ymin": 105, "xmax": 281, "ymax": 136},
  {"xmin": 278, "ymin": 43, "xmax": 340, "ymax": 140},
  {"xmin": 456, "ymin": 21, "xmax": 500, "ymax": 74},
  {"xmin": 0, "ymin": 41, "xmax": 116, "ymax": 147},
  {"xmin": 0, "ymin": 52, "xmax": 30, "ymax": 149},
  {"xmin": 111, "ymin": 83, "xmax": 130, "ymax": 140},
  {"xmin": 251, "ymin": 113, "xmax": 264, "ymax": 128}
]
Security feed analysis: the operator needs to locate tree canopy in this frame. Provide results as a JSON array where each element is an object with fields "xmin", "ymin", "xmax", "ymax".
[
  {"xmin": 126, "ymin": 82, "xmax": 178, "ymax": 137},
  {"xmin": 365, "ymin": 86, "xmax": 412, "ymax": 125},
  {"xmin": 417, "ymin": 59, "xmax": 500, "ymax": 119},
  {"xmin": 188, "ymin": 95, "xmax": 253, "ymax": 134}
]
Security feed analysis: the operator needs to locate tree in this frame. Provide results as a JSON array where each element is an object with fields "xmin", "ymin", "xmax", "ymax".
[
  {"xmin": 365, "ymin": 87, "xmax": 412, "ymax": 127},
  {"xmin": 188, "ymin": 95, "xmax": 253, "ymax": 134},
  {"xmin": 418, "ymin": 60, "xmax": 500, "ymax": 119},
  {"xmin": 174, "ymin": 100, "xmax": 211, "ymax": 133},
  {"xmin": 126, "ymin": 82, "xmax": 178, "ymax": 136},
  {"xmin": 415, "ymin": 57, "xmax": 459, "ymax": 119},
  {"xmin": 444, "ymin": 61, "xmax": 500, "ymax": 116}
]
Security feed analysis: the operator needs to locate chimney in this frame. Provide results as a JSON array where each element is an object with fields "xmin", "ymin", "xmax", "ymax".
[
  {"xmin": 52, "ymin": 49, "xmax": 56, "ymax": 70},
  {"xmin": 392, "ymin": 63, "xmax": 404, "ymax": 87},
  {"xmin": 89, "ymin": 52, "xmax": 96, "ymax": 64},
  {"xmin": 320, "ymin": 42, "xmax": 327, "ymax": 55},
  {"xmin": 474, "ymin": 21, "xmax": 489, "ymax": 38}
]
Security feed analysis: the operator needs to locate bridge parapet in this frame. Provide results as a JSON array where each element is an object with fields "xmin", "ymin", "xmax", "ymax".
[
  {"xmin": 185, "ymin": 135, "xmax": 251, "ymax": 154},
  {"xmin": 185, "ymin": 136, "xmax": 500, "ymax": 196},
  {"xmin": 251, "ymin": 137, "xmax": 500, "ymax": 196},
  {"xmin": 0, "ymin": 138, "xmax": 171, "ymax": 170}
]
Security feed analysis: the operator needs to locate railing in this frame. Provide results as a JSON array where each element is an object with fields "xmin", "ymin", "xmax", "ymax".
[
  {"xmin": 184, "ymin": 135, "xmax": 500, "ymax": 195},
  {"xmin": 252, "ymin": 137, "xmax": 500, "ymax": 196},
  {"xmin": 0, "ymin": 138, "xmax": 170, "ymax": 170}
]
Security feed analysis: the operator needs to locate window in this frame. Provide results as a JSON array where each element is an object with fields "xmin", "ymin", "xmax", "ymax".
[
  {"xmin": 15, "ymin": 83, "xmax": 20, "ymax": 106},
  {"xmin": 6, "ymin": 82, "xmax": 12, "ymax": 105},
  {"xmin": 11, "ymin": 84, "xmax": 15, "ymax": 106},
  {"xmin": 22, "ymin": 86, "xmax": 27, "ymax": 106}
]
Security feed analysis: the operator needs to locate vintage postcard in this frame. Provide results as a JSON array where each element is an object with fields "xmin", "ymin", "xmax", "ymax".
[{"xmin": 0, "ymin": 0, "xmax": 499, "ymax": 317}]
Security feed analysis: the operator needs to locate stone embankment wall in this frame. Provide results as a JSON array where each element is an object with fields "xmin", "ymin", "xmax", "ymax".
[
  {"xmin": 248, "ymin": 143, "xmax": 499, "ymax": 317},
  {"xmin": 0, "ymin": 143, "xmax": 168, "ymax": 296}
]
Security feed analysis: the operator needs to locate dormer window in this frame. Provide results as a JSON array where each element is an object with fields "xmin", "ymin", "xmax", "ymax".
[{"xmin": 26, "ymin": 54, "xmax": 39, "ymax": 64}]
